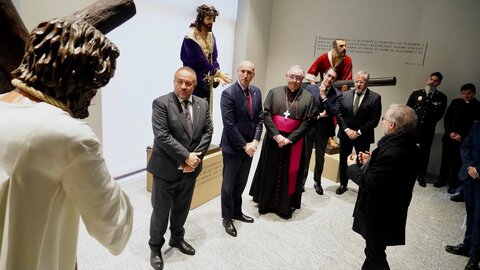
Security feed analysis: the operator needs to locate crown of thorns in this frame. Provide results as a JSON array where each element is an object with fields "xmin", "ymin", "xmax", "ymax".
[{"xmin": 197, "ymin": 5, "xmax": 219, "ymax": 17}]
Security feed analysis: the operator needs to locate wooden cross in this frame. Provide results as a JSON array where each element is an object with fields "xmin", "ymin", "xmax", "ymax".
[{"xmin": 0, "ymin": 0, "xmax": 137, "ymax": 94}]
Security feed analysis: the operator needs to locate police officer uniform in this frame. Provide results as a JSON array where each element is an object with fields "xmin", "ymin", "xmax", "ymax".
[{"xmin": 407, "ymin": 88, "xmax": 447, "ymax": 186}]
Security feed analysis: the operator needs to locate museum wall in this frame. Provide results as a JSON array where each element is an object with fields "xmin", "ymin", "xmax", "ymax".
[
  {"xmin": 13, "ymin": 0, "xmax": 236, "ymax": 177},
  {"xmin": 259, "ymin": 0, "xmax": 480, "ymax": 176},
  {"xmin": 12, "ymin": 0, "xmax": 480, "ymax": 178},
  {"xmin": 99, "ymin": 0, "xmax": 236, "ymax": 177}
]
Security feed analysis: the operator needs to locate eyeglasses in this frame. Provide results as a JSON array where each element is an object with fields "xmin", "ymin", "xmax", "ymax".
[
  {"xmin": 287, "ymin": 74, "xmax": 304, "ymax": 82},
  {"xmin": 382, "ymin": 116, "xmax": 396, "ymax": 125}
]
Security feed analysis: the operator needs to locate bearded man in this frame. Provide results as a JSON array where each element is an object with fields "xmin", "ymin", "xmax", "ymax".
[
  {"xmin": 305, "ymin": 38, "xmax": 353, "ymax": 84},
  {"xmin": 180, "ymin": 4, "xmax": 231, "ymax": 105}
]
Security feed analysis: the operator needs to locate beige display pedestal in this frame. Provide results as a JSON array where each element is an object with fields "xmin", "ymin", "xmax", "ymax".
[
  {"xmin": 146, "ymin": 146, "xmax": 223, "ymax": 209},
  {"xmin": 309, "ymin": 149, "xmax": 340, "ymax": 182}
]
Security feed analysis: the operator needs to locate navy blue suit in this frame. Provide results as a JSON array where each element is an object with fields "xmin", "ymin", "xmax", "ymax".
[
  {"xmin": 303, "ymin": 84, "xmax": 342, "ymax": 186},
  {"xmin": 459, "ymin": 121, "xmax": 480, "ymax": 261},
  {"xmin": 220, "ymin": 81, "xmax": 263, "ymax": 219}
]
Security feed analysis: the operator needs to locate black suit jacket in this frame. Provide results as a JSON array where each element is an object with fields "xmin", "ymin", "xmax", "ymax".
[
  {"xmin": 220, "ymin": 82, "xmax": 263, "ymax": 155},
  {"xmin": 147, "ymin": 92, "xmax": 213, "ymax": 180},
  {"xmin": 459, "ymin": 121, "xmax": 480, "ymax": 181},
  {"xmin": 337, "ymin": 88, "xmax": 382, "ymax": 143},
  {"xmin": 407, "ymin": 89, "xmax": 447, "ymax": 134},
  {"xmin": 443, "ymin": 98, "xmax": 480, "ymax": 140},
  {"xmin": 305, "ymin": 84, "xmax": 342, "ymax": 137},
  {"xmin": 347, "ymin": 133, "xmax": 420, "ymax": 246}
]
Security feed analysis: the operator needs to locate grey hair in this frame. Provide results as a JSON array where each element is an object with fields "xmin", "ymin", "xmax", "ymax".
[
  {"xmin": 287, "ymin": 65, "xmax": 305, "ymax": 76},
  {"xmin": 385, "ymin": 104, "xmax": 417, "ymax": 134},
  {"xmin": 174, "ymin": 66, "xmax": 197, "ymax": 83},
  {"xmin": 354, "ymin": 70, "xmax": 370, "ymax": 81}
]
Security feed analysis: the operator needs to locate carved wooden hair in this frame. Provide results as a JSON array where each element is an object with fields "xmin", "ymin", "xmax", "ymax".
[{"xmin": 11, "ymin": 17, "xmax": 119, "ymax": 118}]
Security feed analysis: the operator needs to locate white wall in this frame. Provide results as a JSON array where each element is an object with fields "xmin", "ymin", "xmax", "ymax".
[
  {"xmin": 103, "ymin": 0, "xmax": 236, "ymax": 177},
  {"xmin": 13, "ymin": 0, "xmax": 237, "ymax": 177},
  {"xmin": 261, "ymin": 0, "xmax": 480, "ymax": 175},
  {"xmin": 12, "ymin": 0, "xmax": 480, "ymax": 177},
  {"xmin": 233, "ymin": 0, "xmax": 273, "ymax": 92}
]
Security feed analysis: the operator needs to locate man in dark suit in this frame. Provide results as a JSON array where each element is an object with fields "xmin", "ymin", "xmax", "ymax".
[
  {"xmin": 147, "ymin": 67, "xmax": 213, "ymax": 270},
  {"xmin": 434, "ymin": 83, "xmax": 480, "ymax": 198},
  {"xmin": 220, "ymin": 60, "xmax": 263, "ymax": 237},
  {"xmin": 336, "ymin": 70, "xmax": 382, "ymax": 195},
  {"xmin": 445, "ymin": 121, "xmax": 480, "ymax": 270},
  {"xmin": 407, "ymin": 72, "xmax": 447, "ymax": 187},
  {"xmin": 347, "ymin": 104, "xmax": 420, "ymax": 270},
  {"xmin": 303, "ymin": 67, "xmax": 342, "ymax": 195}
]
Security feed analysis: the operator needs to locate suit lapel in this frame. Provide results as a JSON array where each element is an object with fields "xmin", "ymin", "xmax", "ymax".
[
  {"xmin": 236, "ymin": 84, "xmax": 253, "ymax": 119},
  {"xmin": 313, "ymin": 86, "xmax": 321, "ymax": 105},
  {"xmin": 346, "ymin": 90, "xmax": 355, "ymax": 114},
  {"xmin": 191, "ymin": 96, "xmax": 202, "ymax": 138},
  {"xmin": 170, "ymin": 92, "xmax": 192, "ymax": 139},
  {"xmin": 357, "ymin": 89, "xmax": 370, "ymax": 113}
]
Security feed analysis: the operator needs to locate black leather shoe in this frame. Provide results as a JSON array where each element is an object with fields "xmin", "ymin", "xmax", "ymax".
[
  {"xmin": 445, "ymin": 243, "xmax": 469, "ymax": 257},
  {"xmin": 223, "ymin": 219, "xmax": 237, "ymax": 237},
  {"xmin": 451, "ymin": 193, "xmax": 465, "ymax": 202},
  {"xmin": 336, "ymin": 185, "xmax": 347, "ymax": 195},
  {"xmin": 465, "ymin": 259, "xmax": 480, "ymax": 270},
  {"xmin": 169, "ymin": 239, "xmax": 195, "ymax": 255},
  {"xmin": 418, "ymin": 177, "xmax": 426, "ymax": 187},
  {"xmin": 434, "ymin": 180, "xmax": 446, "ymax": 188},
  {"xmin": 314, "ymin": 182, "xmax": 324, "ymax": 195},
  {"xmin": 150, "ymin": 250, "xmax": 164, "ymax": 270},
  {"xmin": 448, "ymin": 186, "xmax": 457, "ymax": 194},
  {"xmin": 232, "ymin": 213, "xmax": 254, "ymax": 223}
]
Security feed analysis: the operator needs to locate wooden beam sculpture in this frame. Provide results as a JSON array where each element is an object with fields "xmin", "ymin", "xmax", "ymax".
[
  {"xmin": 0, "ymin": 0, "xmax": 136, "ymax": 93},
  {"xmin": 333, "ymin": 76, "xmax": 397, "ymax": 89},
  {"xmin": 0, "ymin": 0, "xmax": 29, "ymax": 93}
]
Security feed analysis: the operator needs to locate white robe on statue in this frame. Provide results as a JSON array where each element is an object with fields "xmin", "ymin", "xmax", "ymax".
[{"xmin": 0, "ymin": 101, "xmax": 133, "ymax": 270}]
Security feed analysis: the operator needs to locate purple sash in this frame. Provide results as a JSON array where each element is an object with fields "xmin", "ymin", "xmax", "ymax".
[{"xmin": 272, "ymin": 115, "xmax": 303, "ymax": 196}]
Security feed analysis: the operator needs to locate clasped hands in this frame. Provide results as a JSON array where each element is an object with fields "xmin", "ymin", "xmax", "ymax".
[
  {"xmin": 449, "ymin": 132, "xmax": 462, "ymax": 142},
  {"xmin": 244, "ymin": 140, "xmax": 259, "ymax": 157},
  {"xmin": 274, "ymin": 134, "xmax": 292, "ymax": 148},
  {"xmin": 467, "ymin": 166, "xmax": 480, "ymax": 179},
  {"xmin": 347, "ymin": 151, "xmax": 370, "ymax": 166},
  {"xmin": 183, "ymin": 152, "xmax": 201, "ymax": 173},
  {"xmin": 346, "ymin": 129, "xmax": 359, "ymax": 140}
]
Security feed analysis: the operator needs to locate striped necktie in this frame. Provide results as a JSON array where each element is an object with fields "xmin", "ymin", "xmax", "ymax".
[{"xmin": 183, "ymin": 100, "xmax": 193, "ymax": 136}]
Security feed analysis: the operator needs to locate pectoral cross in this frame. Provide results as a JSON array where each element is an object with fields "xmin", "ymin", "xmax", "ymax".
[
  {"xmin": 283, "ymin": 110, "xmax": 291, "ymax": 118},
  {"xmin": 0, "ymin": 0, "xmax": 136, "ymax": 93}
]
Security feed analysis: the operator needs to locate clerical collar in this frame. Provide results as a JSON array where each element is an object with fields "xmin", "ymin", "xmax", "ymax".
[{"xmin": 287, "ymin": 88, "xmax": 300, "ymax": 101}]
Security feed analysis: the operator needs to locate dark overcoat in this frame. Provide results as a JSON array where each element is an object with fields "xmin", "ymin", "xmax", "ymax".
[{"xmin": 346, "ymin": 133, "xmax": 420, "ymax": 245}]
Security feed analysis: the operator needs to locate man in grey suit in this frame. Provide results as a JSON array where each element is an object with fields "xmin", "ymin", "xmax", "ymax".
[
  {"xmin": 336, "ymin": 70, "xmax": 382, "ymax": 195},
  {"xmin": 147, "ymin": 67, "xmax": 213, "ymax": 270}
]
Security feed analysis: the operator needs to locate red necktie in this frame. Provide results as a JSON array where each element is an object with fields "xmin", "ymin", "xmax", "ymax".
[{"xmin": 245, "ymin": 88, "xmax": 252, "ymax": 114}]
